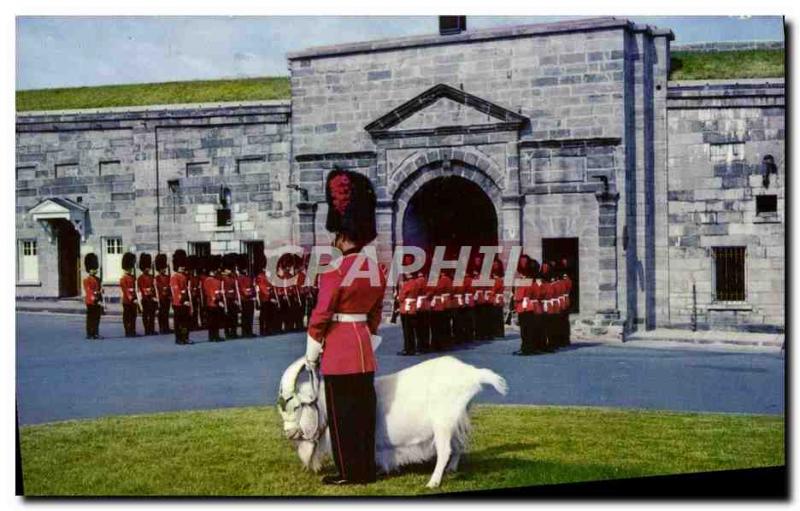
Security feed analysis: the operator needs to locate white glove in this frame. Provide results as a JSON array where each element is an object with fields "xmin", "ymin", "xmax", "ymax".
[
  {"xmin": 370, "ymin": 334, "xmax": 382, "ymax": 352},
  {"xmin": 305, "ymin": 335, "xmax": 322, "ymax": 371}
]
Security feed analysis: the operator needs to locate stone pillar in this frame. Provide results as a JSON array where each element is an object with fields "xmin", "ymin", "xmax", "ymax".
[{"xmin": 295, "ymin": 201, "xmax": 318, "ymax": 252}]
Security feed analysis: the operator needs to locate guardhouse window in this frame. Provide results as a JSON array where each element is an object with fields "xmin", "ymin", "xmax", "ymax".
[
  {"xmin": 102, "ymin": 237, "xmax": 124, "ymax": 283},
  {"xmin": 189, "ymin": 241, "xmax": 211, "ymax": 257},
  {"xmin": 18, "ymin": 239, "xmax": 39, "ymax": 283},
  {"xmin": 709, "ymin": 142, "xmax": 744, "ymax": 163},
  {"xmin": 712, "ymin": 246, "xmax": 746, "ymax": 302},
  {"xmin": 756, "ymin": 194, "xmax": 778, "ymax": 215}
]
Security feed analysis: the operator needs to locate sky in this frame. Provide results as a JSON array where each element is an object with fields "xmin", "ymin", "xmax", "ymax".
[{"xmin": 16, "ymin": 16, "xmax": 785, "ymax": 90}]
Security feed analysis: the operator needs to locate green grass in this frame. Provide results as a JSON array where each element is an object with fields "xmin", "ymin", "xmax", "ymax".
[
  {"xmin": 15, "ymin": 76, "xmax": 290, "ymax": 112},
  {"xmin": 669, "ymin": 49, "xmax": 784, "ymax": 81},
  {"xmin": 19, "ymin": 405, "xmax": 784, "ymax": 496}
]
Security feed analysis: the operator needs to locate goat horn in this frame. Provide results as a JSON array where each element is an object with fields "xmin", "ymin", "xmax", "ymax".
[{"xmin": 278, "ymin": 356, "xmax": 307, "ymax": 404}]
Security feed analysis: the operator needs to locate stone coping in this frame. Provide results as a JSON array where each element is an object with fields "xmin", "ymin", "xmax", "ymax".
[
  {"xmin": 16, "ymin": 99, "xmax": 291, "ymax": 120},
  {"xmin": 288, "ymin": 17, "xmax": 672, "ymax": 61}
]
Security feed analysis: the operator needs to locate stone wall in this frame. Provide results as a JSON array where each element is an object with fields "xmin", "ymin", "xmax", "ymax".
[
  {"xmin": 665, "ymin": 80, "xmax": 785, "ymax": 331},
  {"xmin": 16, "ymin": 102, "xmax": 292, "ymax": 299}
]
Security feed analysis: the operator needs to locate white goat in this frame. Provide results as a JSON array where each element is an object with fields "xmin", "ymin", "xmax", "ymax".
[{"xmin": 277, "ymin": 355, "xmax": 508, "ymax": 488}]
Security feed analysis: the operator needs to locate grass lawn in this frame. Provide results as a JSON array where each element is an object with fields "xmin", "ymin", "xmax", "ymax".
[
  {"xmin": 16, "ymin": 77, "xmax": 290, "ymax": 112},
  {"xmin": 19, "ymin": 405, "xmax": 784, "ymax": 496},
  {"xmin": 669, "ymin": 50, "xmax": 784, "ymax": 81}
]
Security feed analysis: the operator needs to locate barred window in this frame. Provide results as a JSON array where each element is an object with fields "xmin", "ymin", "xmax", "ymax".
[
  {"xmin": 19, "ymin": 240, "xmax": 39, "ymax": 282},
  {"xmin": 713, "ymin": 247, "xmax": 746, "ymax": 302},
  {"xmin": 102, "ymin": 237, "xmax": 124, "ymax": 283},
  {"xmin": 189, "ymin": 242, "xmax": 211, "ymax": 257}
]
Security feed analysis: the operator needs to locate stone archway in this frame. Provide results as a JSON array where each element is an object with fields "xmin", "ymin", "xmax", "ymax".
[{"xmin": 392, "ymin": 158, "xmax": 503, "ymax": 249}]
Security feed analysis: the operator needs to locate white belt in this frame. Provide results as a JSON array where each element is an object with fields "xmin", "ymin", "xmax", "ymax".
[{"xmin": 332, "ymin": 313, "xmax": 368, "ymax": 322}]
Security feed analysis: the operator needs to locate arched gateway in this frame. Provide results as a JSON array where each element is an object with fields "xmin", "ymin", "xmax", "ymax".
[{"xmin": 392, "ymin": 160, "xmax": 503, "ymax": 256}]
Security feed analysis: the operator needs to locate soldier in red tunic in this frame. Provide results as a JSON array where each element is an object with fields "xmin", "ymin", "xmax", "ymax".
[
  {"xmin": 119, "ymin": 252, "xmax": 138, "ymax": 337},
  {"xmin": 490, "ymin": 257, "xmax": 506, "ymax": 339},
  {"xmin": 203, "ymin": 255, "xmax": 224, "ymax": 342},
  {"xmin": 541, "ymin": 262, "xmax": 559, "ymax": 353},
  {"xmin": 237, "ymin": 253, "xmax": 257, "ymax": 338},
  {"xmin": 305, "ymin": 169, "xmax": 386, "ymax": 485},
  {"xmin": 462, "ymin": 269, "xmax": 476, "ymax": 342},
  {"xmin": 254, "ymin": 251, "xmax": 275, "ymax": 336},
  {"xmin": 170, "ymin": 249, "xmax": 193, "ymax": 345},
  {"xmin": 83, "ymin": 252, "xmax": 104, "ymax": 340},
  {"xmin": 220, "ymin": 253, "xmax": 240, "ymax": 340},
  {"xmin": 413, "ymin": 269, "xmax": 433, "ymax": 353},
  {"xmin": 137, "ymin": 253, "xmax": 158, "ymax": 336},
  {"xmin": 430, "ymin": 268, "xmax": 453, "ymax": 351},
  {"xmin": 155, "ymin": 254, "xmax": 172, "ymax": 335},
  {"xmin": 187, "ymin": 255, "xmax": 203, "ymax": 332},
  {"xmin": 512, "ymin": 255, "xmax": 533, "ymax": 355},
  {"xmin": 557, "ymin": 258, "xmax": 573, "ymax": 348},
  {"xmin": 396, "ymin": 265, "xmax": 419, "ymax": 355}
]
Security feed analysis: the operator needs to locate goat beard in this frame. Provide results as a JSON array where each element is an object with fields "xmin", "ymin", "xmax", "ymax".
[{"xmin": 295, "ymin": 433, "xmax": 329, "ymax": 472}]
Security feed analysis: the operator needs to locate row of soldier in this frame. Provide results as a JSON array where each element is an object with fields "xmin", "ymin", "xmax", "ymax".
[
  {"xmin": 82, "ymin": 249, "xmax": 318, "ymax": 344},
  {"xmin": 394, "ymin": 257, "xmax": 507, "ymax": 355},
  {"xmin": 511, "ymin": 256, "xmax": 573, "ymax": 355}
]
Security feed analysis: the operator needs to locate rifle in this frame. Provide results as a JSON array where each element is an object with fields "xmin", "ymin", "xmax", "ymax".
[
  {"xmin": 234, "ymin": 275, "xmax": 243, "ymax": 308},
  {"xmin": 99, "ymin": 277, "xmax": 107, "ymax": 315},
  {"xmin": 186, "ymin": 279, "xmax": 194, "ymax": 316},
  {"xmin": 390, "ymin": 285, "xmax": 400, "ymax": 324},
  {"xmin": 255, "ymin": 275, "xmax": 263, "ymax": 311},
  {"xmin": 221, "ymin": 279, "xmax": 230, "ymax": 315},
  {"xmin": 505, "ymin": 288, "xmax": 515, "ymax": 325}
]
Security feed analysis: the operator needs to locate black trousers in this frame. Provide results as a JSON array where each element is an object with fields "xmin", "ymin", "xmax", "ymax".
[
  {"xmin": 122, "ymin": 304, "xmax": 138, "ymax": 337},
  {"xmin": 241, "ymin": 300, "xmax": 255, "ymax": 336},
  {"xmin": 225, "ymin": 305, "xmax": 239, "ymax": 338},
  {"xmin": 258, "ymin": 302, "xmax": 275, "ymax": 335},
  {"xmin": 561, "ymin": 313, "xmax": 571, "ymax": 346},
  {"xmin": 142, "ymin": 300, "xmax": 157, "ymax": 335},
  {"xmin": 190, "ymin": 298, "xmax": 202, "ymax": 330},
  {"xmin": 86, "ymin": 304, "xmax": 102, "ymax": 337},
  {"xmin": 324, "ymin": 372, "xmax": 376, "ymax": 483},
  {"xmin": 173, "ymin": 305, "xmax": 191, "ymax": 344},
  {"xmin": 414, "ymin": 311, "xmax": 431, "ymax": 352},
  {"xmin": 206, "ymin": 306, "xmax": 222, "ymax": 340},
  {"xmin": 463, "ymin": 308, "xmax": 475, "ymax": 341},
  {"xmin": 543, "ymin": 314, "xmax": 558, "ymax": 351},
  {"xmin": 400, "ymin": 314, "xmax": 417, "ymax": 353},
  {"xmin": 158, "ymin": 299, "xmax": 171, "ymax": 333},
  {"xmin": 475, "ymin": 304, "xmax": 493, "ymax": 340},
  {"xmin": 493, "ymin": 306, "xmax": 505, "ymax": 338}
]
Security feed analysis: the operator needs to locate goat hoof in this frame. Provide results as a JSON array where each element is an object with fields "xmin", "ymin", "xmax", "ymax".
[{"xmin": 426, "ymin": 480, "xmax": 441, "ymax": 489}]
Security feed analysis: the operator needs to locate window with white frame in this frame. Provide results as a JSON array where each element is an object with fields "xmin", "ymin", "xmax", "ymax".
[
  {"xmin": 18, "ymin": 239, "xmax": 39, "ymax": 283},
  {"xmin": 709, "ymin": 142, "xmax": 745, "ymax": 163},
  {"xmin": 102, "ymin": 237, "xmax": 124, "ymax": 283}
]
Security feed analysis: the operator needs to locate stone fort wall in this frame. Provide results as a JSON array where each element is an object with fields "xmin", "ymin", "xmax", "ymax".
[{"xmin": 15, "ymin": 18, "xmax": 785, "ymax": 332}]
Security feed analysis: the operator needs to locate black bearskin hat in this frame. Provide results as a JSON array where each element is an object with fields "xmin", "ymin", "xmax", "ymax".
[
  {"xmin": 221, "ymin": 253, "xmax": 236, "ymax": 272},
  {"xmin": 529, "ymin": 258, "xmax": 541, "ymax": 279},
  {"xmin": 207, "ymin": 254, "xmax": 221, "ymax": 273},
  {"xmin": 172, "ymin": 249, "xmax": 187, "ymax": 271},
  {"xmin": 197, "ymin": 255, "xmax": 208, "ymax": 275},
  {"xmin": 138, "ymin": 253, "xmax": 152, "ymax": 272},
  {"xmin": 84, "ymin": 252, "xmax": 99, "ymax": 272},
  {"xmin": 254, "ymin": 251, "xmax": 266, "ymax": 272},
  {"xmin": 237, "ymin": 253, "xmax": 250, "ymax": 273},
  {"xmin": 325, "ymin": 168, "xmax": 377, "ymax": 245},
  {"xmin": 155, "ymin": 253, "xmax": 168, "ymax": 272},
  {"xmin": 517, "ymin": 254, "xmax": 531, "ymax": 275},
  {"xmin": 122, "ymin": 252, "xmax": 136, "ymax": 272}
]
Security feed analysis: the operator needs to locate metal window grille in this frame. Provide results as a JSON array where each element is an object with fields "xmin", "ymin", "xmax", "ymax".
[
  {"xmin": 189, "ymin": 242, "xmax": 211, "ymax": 257},
  {"xmin": 105, "ymin": 238, "xmax": 122, "ymax": 254},
  {"xmin": 23, "ymin": 240, "xmax": 37, "ymax": 256},
  {"xmin": 713, "ymin": 247, "xmax": 746, "ymax": 302}
]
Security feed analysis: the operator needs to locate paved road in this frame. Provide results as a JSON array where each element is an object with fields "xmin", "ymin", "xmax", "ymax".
[{"xmin": 16, "ymin": 312, "xmax": 784, "ymax": 425}]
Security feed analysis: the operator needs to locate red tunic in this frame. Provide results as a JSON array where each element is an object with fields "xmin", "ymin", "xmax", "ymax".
[
  {"xmin": 527, "ymin": 280, "xmax": 545, "ymax": 315},
  {"xmin": 155, "ymin": 273, "xmax": 171, "ymax": 301},
  {"xmin": 563, "ymin": 276, "xmax": 573, "ymax": 310},
  {"xmin": 308, "ymin": 253, "xmax": 387, "ymax": 376},
  {"xmin": 492, "ymin": 277, "xmax": 505, "ymax": 307},
  {"xmin": 137, "ymin": 273, "xmax": 157, "ymax": 302},
  {"xmin": 255, "ymin": 272, "xmax": 272, "ymax": 303},
  {"xmin": 432, "ymin": 274, "xmax": 452, "ymax": 312},
  {"xmin": 238, "ymin": 274, "xmax": 256, "ymax": 302},
  {"xmin": 83, "ymin": 274, "xmax": 102, "ymax": 306},
  {"xmin": 203, "ymin": 276, "xmax": 223, "ymax": 308},
  {"xmin": 119, "ymin": 273, "xmax": 137, "ymax": 305},
  {"xmin": 220, "ymin": 274, "xmax": 238, "ymax": 306},
  {"xmin": 513, "ymin": 279, "xmax": 528, "ymax": 314},
  {"xmin": 398, "ymin": 276, "xmax": 418, "ymax": 315},
  {"xmin": 170, "ymin": 272, "xmax": 190, "ymax": 308}
]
